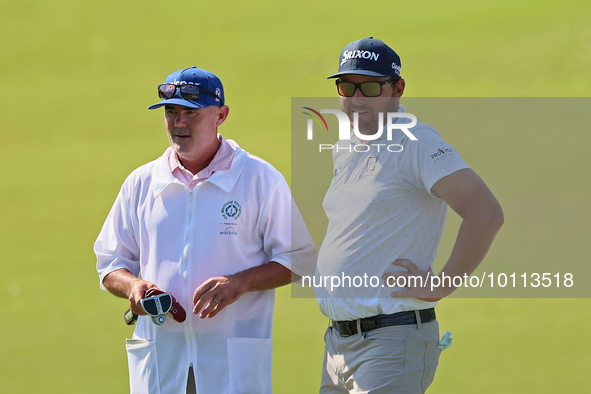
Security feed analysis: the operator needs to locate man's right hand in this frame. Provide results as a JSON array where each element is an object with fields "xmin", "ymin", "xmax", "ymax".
[
  {"xmin": 103, "ymin": 269, "xmax": 160, "ymax": 316},
  {"xmin": 127, "ymin": 279, "xmax": 161, "ymax": 315}
]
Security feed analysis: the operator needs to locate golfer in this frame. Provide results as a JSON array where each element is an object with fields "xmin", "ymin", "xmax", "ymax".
[
  {"xmin": 95, "ymin": 66, "xmax": 316, "ymax": 393},
  {"xmin": 315, "ymin": 37, "xmax": 504, "ymax": 393}
]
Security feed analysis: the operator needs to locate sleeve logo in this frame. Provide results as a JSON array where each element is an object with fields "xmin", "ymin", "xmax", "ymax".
[{"xmin": 430, "ymin": 147, "xmax": 457, "ymax": 162}]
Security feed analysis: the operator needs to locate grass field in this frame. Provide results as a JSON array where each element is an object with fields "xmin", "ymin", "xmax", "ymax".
[{"xmin": 1, "ymin": 0, "xmax": 590, "ymax": 393}]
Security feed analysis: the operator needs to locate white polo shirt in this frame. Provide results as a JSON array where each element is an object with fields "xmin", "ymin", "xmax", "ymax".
[
  {"xmin": 95, "ymin": 140, "xmax": 316, "ymax": 393},
  {"xmin": 315, "ymin": 106, "xmax": 470, "ymax": 321}
]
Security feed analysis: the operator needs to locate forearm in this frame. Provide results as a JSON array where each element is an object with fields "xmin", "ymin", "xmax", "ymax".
[
  {"xmin": 103, "ymin": 269, "xmax": 158, "ymax": 314},
  {"xmin": 436, "ymin": 210, "xmax": 504, "ymax": 294},
  {"xmin": 428, "ymin": 168, "xmax": 504, "ymax": 296},
  {"xmin": 388, "ymin": 169, "xmax": 504, "ymax": 302},
  {"xmin": 193, "ymin": 261, "xmax": 298, "ymax": 318},
  {"xmin": 230, "ymin": 261, "xmax": 296, "ymax": 292},
  {"xmin": 103, "ymin": 269, "xmax": 138, "ymax": 298}
]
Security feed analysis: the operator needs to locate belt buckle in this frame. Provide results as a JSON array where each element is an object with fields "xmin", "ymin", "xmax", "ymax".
[{"xmin": 338, "ymin": 321, "xmax": 354, "ymax": 337}]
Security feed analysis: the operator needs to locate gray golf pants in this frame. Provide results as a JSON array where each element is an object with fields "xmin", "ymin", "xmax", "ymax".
[{"xmin": 320, "ymin": 320, "xmax": 441, "ymax": 393}]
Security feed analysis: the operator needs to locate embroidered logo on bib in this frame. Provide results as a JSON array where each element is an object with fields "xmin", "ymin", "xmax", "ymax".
[
  {"xmin": 221, "ymin": 200, "xmax": 242, "ymax": 220},
  {"xmin": 219, "ymin": 226, "xmax": 238, "ymax": 236}
]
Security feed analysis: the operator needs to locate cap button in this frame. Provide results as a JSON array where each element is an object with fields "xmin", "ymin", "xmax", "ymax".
[{"xmin": 368, "ymin": 36, "xmax": 373, "ymax": 39}]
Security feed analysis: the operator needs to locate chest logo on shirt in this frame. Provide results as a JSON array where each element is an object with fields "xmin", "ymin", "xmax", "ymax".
[
  {"xmin": 366, "ymin": 156, "xmax": 378, "ymax": 172},
  {"xmin": 358, "ymin": 156, "xmax": 380, "ymax": 179},
  {"xmin": 221, "ymin": 200, "xmax": 242, "ymax": 220}
]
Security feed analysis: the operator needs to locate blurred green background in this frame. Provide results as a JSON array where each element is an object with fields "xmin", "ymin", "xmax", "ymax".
[{"xmin": 1, "ymin": 0, "xmax": 590, "ymax": 393}]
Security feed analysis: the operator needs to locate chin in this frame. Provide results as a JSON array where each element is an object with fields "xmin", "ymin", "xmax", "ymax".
[{"xmin": 358, "ymin": 122, "xmax": 383, "ymax": 136}]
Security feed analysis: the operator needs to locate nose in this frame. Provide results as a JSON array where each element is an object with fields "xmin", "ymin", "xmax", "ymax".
[
  {"xmin": 174, "ymin": 112, "xmax": 187, "ymax": 127},
  {"xmin": 352, "ymin": 86, "xmax": 366, "ymax": 97},
  {"xmin": 351, "ymin": 86, "xmax": 366, "ymax": 105}
]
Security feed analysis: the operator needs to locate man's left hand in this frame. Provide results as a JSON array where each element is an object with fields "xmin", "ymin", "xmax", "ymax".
[
  {"xmin": 192, "ymin": 262, "xmax": 293, "ymax": 318},
  {"xmin": 192, "ymin": 275, "xmax": 247, "ymax": 318}
]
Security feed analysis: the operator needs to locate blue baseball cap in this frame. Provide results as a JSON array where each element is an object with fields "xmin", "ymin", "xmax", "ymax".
[
  {"xmin": 327, "ymin": 37, "xmax": 401, "ymax": 79},
  {"xmin": 148, "ymin": 67, "xmax": 225, "ymax": 110}
]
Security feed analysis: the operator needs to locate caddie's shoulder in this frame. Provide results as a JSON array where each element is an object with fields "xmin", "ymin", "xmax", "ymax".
[
  {"xmin": 129, "ymin": 157, "xmax": 159, "ymax": 177},
  {"xmin": 127, "ymin": 156, "xmax": 161, "ymax": 181},
  {"xmin": 240, "ymin": 147, "xmax": 288, "ymax": 186},
  {"xmin": 120, "ymin": 151, "xmax": 168, "ymax": 194}
]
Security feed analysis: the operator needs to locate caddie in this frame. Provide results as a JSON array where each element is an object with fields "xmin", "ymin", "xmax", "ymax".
[
  {"xmin": 315, "ymin": 37, "xmax": 504, "ymax": 393},
  {"xmin": 95, "ymin": 66, "xmax": 316, "ymax": 393}
]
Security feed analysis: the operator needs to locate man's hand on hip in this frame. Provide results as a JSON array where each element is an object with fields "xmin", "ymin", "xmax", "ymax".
[{"xmin": 383, "ymin": 259, "xmax": 449, "ymax": 302}]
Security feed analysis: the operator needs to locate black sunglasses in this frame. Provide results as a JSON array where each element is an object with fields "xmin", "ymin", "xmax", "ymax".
[
  {"xmin": 336, "ymin": 78, "xmax": 399, "ymax": 97},
  {"xmin": 158, "ymin": 83, "xmax": 223, "ymax": 104}
]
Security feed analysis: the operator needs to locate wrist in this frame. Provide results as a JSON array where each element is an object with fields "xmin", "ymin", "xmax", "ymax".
[
  {"xmin": 431, "ymin": 271, "xmax": 465, "ymax": 298},
  {"xmin": 227, "ymin": 272, "xmax": 251, "ymax": 295}
]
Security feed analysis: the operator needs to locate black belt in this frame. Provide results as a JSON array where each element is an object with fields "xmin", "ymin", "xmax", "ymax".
[{"xmin": 332, "ymin": 308, "xmax": 436, "ymax": 337}]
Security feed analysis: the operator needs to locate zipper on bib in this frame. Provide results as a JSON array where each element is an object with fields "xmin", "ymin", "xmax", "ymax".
[{"xmin": 183, "ymin": 190, "xmax": 198, "ymax": 384}]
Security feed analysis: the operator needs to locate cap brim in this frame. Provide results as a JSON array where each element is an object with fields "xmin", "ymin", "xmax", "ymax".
[
  {"xmin": 327, "ymin": 70, "xmax": 393, "ymax": 79},
  {"xmin": 147, "ymin": 98, "xmax": 208, "ymax": 110}
]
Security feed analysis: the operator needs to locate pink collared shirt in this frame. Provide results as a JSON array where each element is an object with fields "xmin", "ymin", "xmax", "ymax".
[{"xmin": 168, "ymin": 134, "xmax": 236, "ymax": 191}]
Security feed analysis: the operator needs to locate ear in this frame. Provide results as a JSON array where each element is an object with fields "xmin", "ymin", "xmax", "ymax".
[
  {"xmin": 394, "ymin": 78, "xmax": 405, "ymax": 98},
  {"xmin": 216, "ymin": 105, "xmax": 230, "ymax": 127}
]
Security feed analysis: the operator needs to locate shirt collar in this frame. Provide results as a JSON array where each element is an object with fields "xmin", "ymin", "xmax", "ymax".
[
  {"xmin": 168, "ymin": 134, "xmax": 235, "ymax": 177},
  {"xmin": 152, "ymin": 139, "xmax": 246, "ymax": 198}
]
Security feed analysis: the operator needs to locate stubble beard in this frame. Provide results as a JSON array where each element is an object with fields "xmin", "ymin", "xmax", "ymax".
[
  {"xmin": 353, "ymin": 112, "xmax": 385, "ymax": 136},
  {"xmin": 344, "ymin": 97, "xmax": 399, "ymax": 137}
]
